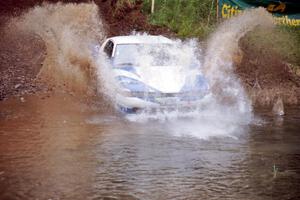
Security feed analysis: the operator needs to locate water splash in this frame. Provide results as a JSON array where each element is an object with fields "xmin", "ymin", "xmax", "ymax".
[
  {"xmin": 6, "ymin": 2, "xmax": 105, "ymax": 94},
  {"xmin": 121, "ymin": 9, "xmax": 274, "ymax": 139},
  {"xmin": 4, "ymin": 4, "xmax": 274, "ymax": 139},
  {"xmin": 204, "ymin": 8, "xmax": 274, "ymax": 115}
]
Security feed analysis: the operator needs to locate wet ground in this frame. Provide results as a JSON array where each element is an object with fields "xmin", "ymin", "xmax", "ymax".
[{"xmin": 0, "ymin": 93, "xmax": 299, "ymax": 200}]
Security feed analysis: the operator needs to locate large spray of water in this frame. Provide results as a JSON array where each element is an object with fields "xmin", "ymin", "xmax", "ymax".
[
  {"xmin": 4, "ymin": 3, "xmax": 274, "ymax": 138},
  {"xmin": 204, "ymin": 8, "xmax": 274, "ymax": 114},
  {"xmin": 6, "ymin": 2, "xmax": 105, "ymax": 94},
  {"xmin": 119, "ymin": 9, "xmax": 274, "ymax": 138}
]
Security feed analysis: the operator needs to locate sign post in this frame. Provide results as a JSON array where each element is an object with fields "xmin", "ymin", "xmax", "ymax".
[
  {"xmin": 216, "ymin": 0, "xmax": 219, "ymax": 21},
  {"xmin": 151, "ymin": 0, "xmax": 155, "ymax": 14}
]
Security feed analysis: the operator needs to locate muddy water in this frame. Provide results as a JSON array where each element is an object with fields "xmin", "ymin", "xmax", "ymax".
[{"xmin": 0, "ymin": 94, "xmax": 299, "ymax": 200}]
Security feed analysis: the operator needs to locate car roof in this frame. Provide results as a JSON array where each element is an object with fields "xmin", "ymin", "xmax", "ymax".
[{"xmin": 108, "ymin": 35, "xmax": 173, "ymax": 45}]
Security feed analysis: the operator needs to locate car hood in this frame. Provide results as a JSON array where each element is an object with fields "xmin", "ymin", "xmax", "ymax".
[{"xmin": 114, "ymin": 65, "xmax": 186, "ymax": 93}]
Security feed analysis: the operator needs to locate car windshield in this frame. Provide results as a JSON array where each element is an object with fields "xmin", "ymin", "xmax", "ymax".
[{"xmin": 113, "ymin": 44, "xmax": 177, "ymax": 66}]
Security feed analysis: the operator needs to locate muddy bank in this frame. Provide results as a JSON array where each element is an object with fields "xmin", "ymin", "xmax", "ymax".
[
  {"xmin": 0, "ymin": 0, "xmax": 172, "ymax": 36},
  {"xmin": 237, "ymin": 36, "xmax": 300, "ymax": 106},
  {"xmin": 0, "ymin": 29, "xmax": 47, "ymax": 101},
  {"xmin": 98, "ymin": 0, "xmax": 173, "ymax": 36}
]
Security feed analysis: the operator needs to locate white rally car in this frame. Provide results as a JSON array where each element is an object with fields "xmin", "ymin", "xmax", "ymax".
[{"xmin": 100, "ymin": 35, "xmax": 209, "ymax": 114}]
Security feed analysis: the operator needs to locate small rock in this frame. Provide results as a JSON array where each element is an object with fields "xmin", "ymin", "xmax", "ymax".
[
  {"xmin": 272, "ymin": 97, "xmax": 284, "ymax": 116},
  {"xmin": 14, "ymin": 84, "xmax": 21, "ymax": 89},
  {"xmin": 20, "ymin": 97, "xmax": 25, "ymax": 103}
]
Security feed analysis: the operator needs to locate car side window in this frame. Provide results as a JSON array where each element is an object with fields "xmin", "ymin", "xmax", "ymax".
[{"xmin": 104, "ymin": 40, "xmax": 114, "ymax": 58}]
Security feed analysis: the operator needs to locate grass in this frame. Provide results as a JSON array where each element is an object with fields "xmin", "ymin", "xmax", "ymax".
[{"xmin": 142, "ymin": 0, "xmax": 217, "ymax": 39}]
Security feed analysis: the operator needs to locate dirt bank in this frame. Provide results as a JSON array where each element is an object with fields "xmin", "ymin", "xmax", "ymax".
[
  {"xmin": 0, "ymin": 0, "xmax": 173, "ymax": 36},
  {"xmin": 0, "ymin": 0, "xmax": 299, "ymax": 106},
  {"xmin": 237, "ymin": 36, "xmax": 300, "ymax": 106},
  {"xmin": 0, "ymin": 26, "xmax": 47, "ymax": 101}
]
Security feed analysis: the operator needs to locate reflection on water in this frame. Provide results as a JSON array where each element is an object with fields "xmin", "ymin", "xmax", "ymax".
[{"xmin": 0, "ymin": 94, "xmax": 299, "ymax": 200}]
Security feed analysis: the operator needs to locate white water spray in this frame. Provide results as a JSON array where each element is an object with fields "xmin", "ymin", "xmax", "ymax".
[
  {"xmin": 6, "ymin": 2, "xmax": 105, "ymax": 94},
  {"xmin": 204, "ymin": 8, "xmax": 274, "ymax": 114},
  {"xmin": 117, "ymin": 9, "xmax": 274, "ymax": 139},
  {"xmin": 5, "ymin": 3, "xmax": 274, "ymax": 139}
]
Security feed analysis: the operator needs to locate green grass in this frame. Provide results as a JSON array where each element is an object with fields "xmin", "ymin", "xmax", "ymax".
[{"xmin": 142, "ymin": 0, "xmax": 217, "ymax": 39}]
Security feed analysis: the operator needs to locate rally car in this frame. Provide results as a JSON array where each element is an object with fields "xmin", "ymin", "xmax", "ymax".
[{"xmin": 100, "ymin": 35, "xmax": 209, "ymax": 114}]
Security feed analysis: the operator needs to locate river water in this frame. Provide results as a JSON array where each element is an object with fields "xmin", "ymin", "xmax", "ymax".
[
  {"xmin": 0, "ymin": 93, "xmax": 299, "ymax": 200},
  {"xmin": 0, "ymin": 2, "xmax": 299, "ymax": 199}
]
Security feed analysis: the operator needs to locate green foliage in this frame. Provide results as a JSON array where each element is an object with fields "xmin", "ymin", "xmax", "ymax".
[{"xmin": 142, "ymin": 0, "xmax": 217, "ymax": 39}]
